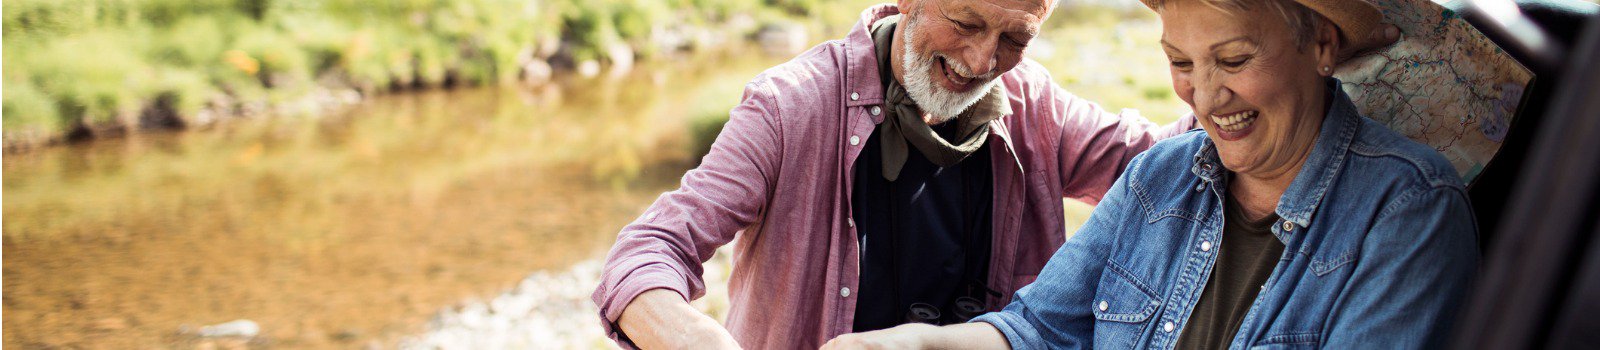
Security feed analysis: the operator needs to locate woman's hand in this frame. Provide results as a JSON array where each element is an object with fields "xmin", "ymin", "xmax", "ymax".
[
  {"xmin": 821, "ymin": 322, "xmax": 1011, "ymax": 350},
  {"xmin": 821, "ymin": 323, "xmax": 937, "ymax": 350}
]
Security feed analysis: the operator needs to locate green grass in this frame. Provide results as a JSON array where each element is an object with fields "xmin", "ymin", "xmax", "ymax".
[{"xmin": 2, "ymin": 0, "xmax": 838, "ymax": 147}]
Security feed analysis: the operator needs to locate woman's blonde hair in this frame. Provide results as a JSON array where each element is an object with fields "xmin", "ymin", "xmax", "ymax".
[{"xmin": 1149, "ymin": 0, "xmax": 1329, "ymax": 49}]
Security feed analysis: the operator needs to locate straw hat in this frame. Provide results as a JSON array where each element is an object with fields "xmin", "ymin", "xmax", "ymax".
[{"xmin": 1140, "ymin": 0, "xmax": 1383, "ymax": 51}]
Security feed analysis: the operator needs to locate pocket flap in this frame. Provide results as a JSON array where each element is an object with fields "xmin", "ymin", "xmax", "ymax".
[{"xmin": 1092, "ymin": 263, "xmax": 1161, "ymax": 323}]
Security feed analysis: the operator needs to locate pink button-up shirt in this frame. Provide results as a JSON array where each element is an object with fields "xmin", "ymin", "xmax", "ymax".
[{"xmin": 592, "ymin": 5, "xmax": 1193, "ymax": 349}]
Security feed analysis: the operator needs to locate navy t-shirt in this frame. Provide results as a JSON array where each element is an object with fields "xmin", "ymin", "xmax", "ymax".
[{"xmin": 851, "ymin": 120, "xmax": 994, "ymax": 332}]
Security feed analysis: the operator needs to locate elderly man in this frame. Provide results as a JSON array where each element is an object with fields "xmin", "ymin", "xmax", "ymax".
[
  {"xmin": 592, "ymin": 0, "xmax": 1188, "ymax": 347},
  {"xmin": 590, "ymin": 0, "xmax": 1401, "ymax": 347}
]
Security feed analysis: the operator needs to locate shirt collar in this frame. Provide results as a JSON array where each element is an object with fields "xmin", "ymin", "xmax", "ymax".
[
  {"xmin": 1192, "ymin": 78, "xmax": 1362, "ymax": 228},
  {"xmin": 843, "ymin": 4, "xmax": 902, "ymax": 116}
]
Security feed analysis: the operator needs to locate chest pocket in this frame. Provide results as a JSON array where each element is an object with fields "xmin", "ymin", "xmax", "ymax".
[{"xmin": 1092, "ymin": 262, "xmax": 1161, "ymax": 350}]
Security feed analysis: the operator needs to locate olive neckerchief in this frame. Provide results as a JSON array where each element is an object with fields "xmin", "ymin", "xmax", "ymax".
[{"xmin": 870, "ymin": 15, "xmax": 1011, "ymax": 181}]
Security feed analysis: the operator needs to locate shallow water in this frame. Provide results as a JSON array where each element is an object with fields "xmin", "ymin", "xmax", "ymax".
[{"xmin": 2, "ymin": 54, "xmax": 779, "ymax": 349}]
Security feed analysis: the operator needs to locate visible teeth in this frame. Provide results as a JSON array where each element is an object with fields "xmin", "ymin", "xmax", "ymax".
[
  {"xmin": 1209, "ymin": 111, "xmax": 1257, "ymax": 132},
  {"xmin": 942, "ymin": 58, "xmax": 972, "ymax": 85}
]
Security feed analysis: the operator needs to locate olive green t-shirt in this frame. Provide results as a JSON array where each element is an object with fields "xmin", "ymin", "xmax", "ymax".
[{"xmin": 1174, "ymin": 195, "xmax": 1286, "ymax": 349}]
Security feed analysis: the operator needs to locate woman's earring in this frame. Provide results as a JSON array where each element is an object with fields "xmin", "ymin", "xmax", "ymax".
[{"xmin": 1322, "ymin": 66, "xmax": 1332, "ymax": 74}]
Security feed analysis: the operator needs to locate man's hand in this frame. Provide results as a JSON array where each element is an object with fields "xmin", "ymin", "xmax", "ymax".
[
  {"xmin": 1340, "ymin": 24, "xmax": 1402, "ymax": 62},
  {"xmin": 617, "ymin": 289, "xmax": 740, "ymax": 350},
  {"xmin": 821, "ymin": 323, "xmax": 937, "ymax": 350}
]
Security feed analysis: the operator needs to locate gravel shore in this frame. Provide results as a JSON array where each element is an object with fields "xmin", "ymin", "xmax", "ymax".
[{"xmin": 401, "ymin": 249, "xmax": 735, "ymax": 349}]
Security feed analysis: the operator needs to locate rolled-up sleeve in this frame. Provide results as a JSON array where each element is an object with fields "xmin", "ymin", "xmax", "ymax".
[
  {"xmin": 590, "ymin": 77, "xmax": 785, "ymax": 346},
  {"xmin": 973, "ymin": 296, "xmax": 1052, "ymax": 350}
]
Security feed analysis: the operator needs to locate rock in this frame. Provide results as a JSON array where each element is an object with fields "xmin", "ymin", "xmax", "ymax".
[
  {"xmin": 757, "ymin": 22, "xmax": 810, "ymax": 56},
  {"xmin": 198, "ymin": 319, "xmax": 260, "ymax": 338},
  {"xmin": 693, "ymin": 27, "xmax": 730, "ymax": 51},
  {"xmin": 576, "ymin": 60, "xmax": 601, "ymax": 79},
  {"xmin": 521, "ymin": 59, "xmax": 553, "ymax": 86},
  {"xmin": 604, "ymin": 43, "xmax": 635, "ymax": 78},
  {"xmin": 515, "ymin": 46, "xmax": 538, "ymax": 69},
  {"xmin": 650, "ymin": 23, "xmax": 694, "ymax": 55},
  {"xmin": 334, "ymin": 328, "xmax": 364, "ymax": 341},
  {"xmin": 536, "ymin": 34, "xmax": 562, "ymax": 59},
  {"xmin": 335, "ymin": 89, "xmax": 362, "ymax": 104},
  {"xmin": 726, "ymin": 13, "xmax": 759, "ymax": 35}
]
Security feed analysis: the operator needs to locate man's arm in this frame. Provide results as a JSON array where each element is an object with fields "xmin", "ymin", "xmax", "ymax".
[
  {"xmin": 618, "ymin": 289, "xmax": 740, "ymax": 349},
  {"xmin": 591, "ymin": 79, "xmax": 786, "ymax": 349},
  {"xmin": 1321, "ymin": 186, "xmax": 1479, "ymax": 348},
  {"xmin": 1044, "ymin": 80, "xmax": 1192, "ymax": 205}
]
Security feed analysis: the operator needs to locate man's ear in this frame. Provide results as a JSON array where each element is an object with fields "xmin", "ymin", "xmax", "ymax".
[{"xmin": 1314, "ymin": 20, "xmax": 1341, "ymax": 76}]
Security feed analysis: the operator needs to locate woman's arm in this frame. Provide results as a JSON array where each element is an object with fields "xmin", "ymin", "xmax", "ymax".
[
  {"xmin": 826, "ymin": 151, "xmax": 1160, "ymax": 349},
  {"xmin": 1321, "ymin": 186, "xmax": 1479, "ymax": 348}
]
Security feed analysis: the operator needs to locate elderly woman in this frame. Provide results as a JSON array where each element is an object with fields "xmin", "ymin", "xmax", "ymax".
[{"xmin": 822, "ymin": 0, "xmax": 1479, "ymax": 349}]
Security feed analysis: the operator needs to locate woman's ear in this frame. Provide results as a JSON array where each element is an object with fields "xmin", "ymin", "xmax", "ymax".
[{"xmin": 1314, "ymin": 20, "xmax": 1341, "ymax": 76}]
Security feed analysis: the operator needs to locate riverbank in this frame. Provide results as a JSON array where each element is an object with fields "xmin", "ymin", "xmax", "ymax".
[
  {"xmin": 398, "ymin": 249, "xmax": 734, "ymax": 349},
  {"xmin": 3, "ymin": 3, "xmax": 1196, "ymax": 348},
  {"xmin": 2, "ymin": 0, "xmax": 854, "ymax": 152},
  {"xmin": 1, "ymin": 51, "xmax": 784, "ymax": 348}
]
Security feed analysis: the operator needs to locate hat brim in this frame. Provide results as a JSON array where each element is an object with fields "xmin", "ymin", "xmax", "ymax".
[{"xmin": 1139, "ymin": 0, "xmax": 1383, "ymax": 51}]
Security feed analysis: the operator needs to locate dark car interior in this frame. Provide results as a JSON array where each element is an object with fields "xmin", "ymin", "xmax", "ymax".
[{"xmin": 1446, "ymin": 0, "xmax": 1600, "ymax": 348}]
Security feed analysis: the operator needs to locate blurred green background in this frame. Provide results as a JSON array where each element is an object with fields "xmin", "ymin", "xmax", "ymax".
[
  {"xmin": 3, "ymin": 0, "xmax": 1190, "ymax": 348},
  {"xmin": 2, "ymin": 0, "xmax": 1188, "ymax": 149},
  {"xmin": 3, "ymin": 0, "xmax": 857, "ymax": 147}
]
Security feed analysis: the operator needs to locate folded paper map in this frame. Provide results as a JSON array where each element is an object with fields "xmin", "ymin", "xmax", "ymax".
[{"xmin": 1335, "ymin": 0, "xmax": 1535, "ymax": 184}]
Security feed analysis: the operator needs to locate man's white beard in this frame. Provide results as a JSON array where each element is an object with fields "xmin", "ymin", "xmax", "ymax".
[{"xmin": 899, "ymin": 15, "xmax": 1000, "ymax": 125}]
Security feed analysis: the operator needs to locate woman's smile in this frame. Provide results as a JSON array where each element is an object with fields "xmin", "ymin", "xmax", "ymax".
[{"xmin": 1210, "ymin": 110, "xmax": 1260, "ymax": 141}]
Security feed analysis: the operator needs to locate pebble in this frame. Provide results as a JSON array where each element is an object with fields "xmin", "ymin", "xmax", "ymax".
[
  {"xmin": 400, "ymin": 247, "xmax": 735, "ymax": 349},
  {"xmin": 198, "ymin": 319, "xmax": 260, "ymax": 338}
]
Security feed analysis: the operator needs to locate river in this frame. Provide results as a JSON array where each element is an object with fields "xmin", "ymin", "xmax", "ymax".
[{"xmin": 2, "ymin": 53, "xmax": 780, "ymax": 349}]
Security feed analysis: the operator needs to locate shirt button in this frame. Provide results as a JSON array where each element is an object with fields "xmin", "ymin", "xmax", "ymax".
[
  {"xmin": 1098, "ymin": 301, "xmax": 1109, "ymax": 312},
  {"xmin": 849, "ymin": 135, "xmax": 861, "ymax": 146},
  {"xmin": 850, "ymin": 92, "xmax": 860, "ymax": 101},
  {"xmin": 1200, "ymin": 241, "xmax": 1213, "ymax": 252},
  {"xmin": 1282, "ymin": 221, "xmax": 1295, "ymax": 232},
  {"xmin": 841, "ymin": 287, "xmax": 851, "ymax": 297},
  {"xmin": 1163, "ymin": 322, "xmax": 1175, "ymax": 333},
  {"xmin": 870, "ymin": 106, "xmax": 882, "ymax": 116},
  {"xmin": 1194, "ymin": 183, "xmax": 1204, "ymax": 192}
]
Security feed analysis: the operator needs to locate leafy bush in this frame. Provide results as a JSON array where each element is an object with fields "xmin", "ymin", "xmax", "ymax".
[{"xmin": 2, "ymin": 0, "xmax": 832, "ymax": 144}]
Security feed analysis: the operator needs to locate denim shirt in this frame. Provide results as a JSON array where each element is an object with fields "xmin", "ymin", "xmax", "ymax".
[{"xmin": 973, "ymin": 80, "xmax": 1479, "ymax": 349}]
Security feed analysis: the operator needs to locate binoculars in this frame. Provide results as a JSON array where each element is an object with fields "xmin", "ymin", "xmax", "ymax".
[{"xmin": 903, "ymin": 296, "xmax": 987, "ymax": 325}]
